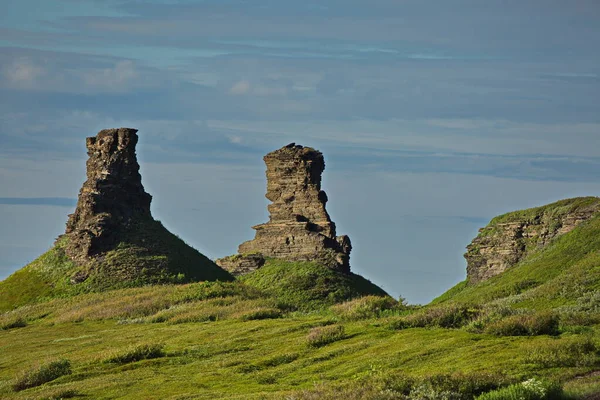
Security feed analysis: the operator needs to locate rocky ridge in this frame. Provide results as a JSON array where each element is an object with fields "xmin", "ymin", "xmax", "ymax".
[
  {"xmin": 465, "ymin": 197, "xmax": 600, "ymax": 284},
  {"xmin": 217, "ymin": 143, "xmax": 351, "ymax": 275}
]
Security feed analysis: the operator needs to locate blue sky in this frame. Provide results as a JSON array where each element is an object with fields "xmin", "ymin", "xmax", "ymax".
[{"xmin": 1, "ymin": 0, "xmax": 599, "ymax": 303}]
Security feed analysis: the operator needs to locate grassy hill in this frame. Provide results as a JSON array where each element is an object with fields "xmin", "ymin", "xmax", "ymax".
[
  {"xmin": 239, "ymin": 259, "xmax": 389, "ymax": 310},
  {"xmin": 1, "ymin": 280, "xmax": 599, "ymax": 399},
  {"xmin": 433, "ymin": 203, "xmax": 600, "ymax": 310},
  {"xmin": 0, "ymin": 218, "xmax": 233, "ymax": 312}
]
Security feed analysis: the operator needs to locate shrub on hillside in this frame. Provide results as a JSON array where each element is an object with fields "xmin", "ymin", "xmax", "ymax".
[
  {"xmin": 331, "ymin": 296, "xmax": 399, "ymax": 320},
  {"xmin": 558, "ymin": 311, "xmax": 600, "ymax": 333},
  {"xmin": 287, "ymin": 371, "xmax": 507, "ymax": 400},
  {"xmin": 390, "ymin": 304, "xmax": 480, "ymax": 330},
  {"xmin": 240, "ymin": 308, "xmax": 282, "ymax": 321},
  {"xmin": 39, "ymin": 389, "xmax": 79, "ymax": 400},
  {"xmin": 561, "ymin": 290, "xmax": 600, "ymax": 313},
  {"xmin": 475, "ymin": 378, "xmax": 563, "ymax": 400},
  {"xmin": 485, "ymin": 313, "xmax": 559, "ymax": 336},
  {"xmin": 525, "ymin": 336, "xmax": 598, "ymax": 368},
  {"xmin": 12, "ymin": 359, "xmax": 72, "ymax": 391},
  {"xmin": 306, "ymin": 325, "xmax": 346, "ymax": 348},
  {"xmin": 104, "ymin": 343, "xmax": 165, "ymax": 364},
  {"xmin": 1, "ymin": 315, "xmax": 27, "ymax": 330},
  {"xmin": 464, "ymin": 304, "xmax": 522, "ymax": 333}
]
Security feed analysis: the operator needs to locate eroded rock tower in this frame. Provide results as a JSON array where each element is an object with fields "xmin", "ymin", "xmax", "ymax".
[
  {"xmin": 58, "ymin": 127, "xmax": 231, "ymax": 285},
  {"xmin": 217, "ymin": 143, "xmax": 351, "ymax": 275},
  {"xmin": 63, "ymin": 128, "xmax": 152, "ymax": 262}
]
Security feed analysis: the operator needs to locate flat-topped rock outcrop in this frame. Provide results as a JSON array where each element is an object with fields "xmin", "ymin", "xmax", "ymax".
[
  {"xmin": 465, "ymin": 197, "xmax": 600, "ymax": 284},
  {"xmin": 217, "ymin": 143, "xmax": 351, "ymax": 275}
]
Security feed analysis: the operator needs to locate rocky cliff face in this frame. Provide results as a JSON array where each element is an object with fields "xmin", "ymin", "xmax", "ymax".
[
  {"xmin": 217, "ymin": 143, "xmax": 351, "ymax": 275},
  {"xmin": 64, "ymin": 128, "xmax": 152, "ymax": 262},
  {"xmin": 465, "ymin": 197, "xmax": 600, "ymax": 284}
]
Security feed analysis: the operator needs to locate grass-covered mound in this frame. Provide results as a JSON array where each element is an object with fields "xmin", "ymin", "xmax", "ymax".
[
  {"xmin": 485, "ymin": 197, "xmax": 600, "ymax": 227},
  {"xmin": 239, "ymin": 259, "xmax": 390, "ymax": 310},
  {"xmin": 0, "ymin": 218, "xmax": 232, "ymax": 312},
  {"xmin": 433, "ymin": 204, "xmax": 600, "ymax": 310}
]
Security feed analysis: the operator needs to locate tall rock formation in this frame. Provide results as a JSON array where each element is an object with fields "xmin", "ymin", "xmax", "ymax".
[
  {"xmin": 465, "ymin": 197, "xmax": 600, "ymax": 284},
  {"xmin": 64, "ymin": 128, "xmax": 152, "ymax": 262},
  {"xmin": 217, "ymin": 143, "xmax": 351, "ymax": 275},
  {"xmin": 57, "ymin": 127, "xmax": 231, "ymax": 286}
]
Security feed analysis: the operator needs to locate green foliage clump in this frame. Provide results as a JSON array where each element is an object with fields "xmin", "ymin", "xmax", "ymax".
[
  {"xmin": 525, "ymin": 336, "xmax": 599, "ymax": 368},
  {"xmin": 331, "ymin": 295, "xmax": 399, "ymax": 320},
  {"xmin": 391, "ymin": 304, "xmax": 480, "ymax": 330},
  {"xmin": 104, "ymin": 343, "xmax": 166, "ymax": 364},
  {"xmin": 240, "ymin": 259, "xmax": 388, "ymax": 310},
  {"xmin": 1, "ymin": 315, "xmax": 27, "ymax": 330},
  {"xmin": 12, "ymin": 359, "xmax": 72, "ymax": 391},
  {"xmin": 485, "ymin": 312, "xmax": 559, "ymax": 337},
  {"xmin": 306, "ymin": 325, "xmax": 346, "ymax": 348},
  {"xmin": 475, "ymin": 378, "xmax": 563, "ymax": 400},
  {"xmin": 290, "ymin": 372, "xmax": 508, "ymax": 400},
  {"xmin": 38, "ymin": 389, "xmax": 79, "ymax": 400},
  {"xmin": 240, "ymin": 308, "xmax": 282, "ymax": 321}
]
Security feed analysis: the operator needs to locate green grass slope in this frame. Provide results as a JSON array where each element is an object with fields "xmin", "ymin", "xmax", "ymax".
[
  {"xmin": 433, "ymin": 201, "xmax": 600, "ymax": 310},
  {"xmin": 485, "ymin": 197, "xmax": 600, "ymax": 227},
  {"xmin": 239, "ymin": 259, "xmax": 389, "ymax": 310},
  {"xmin": 0, "ymin": 282, "xmax": 598, "ymax": 399},
  {"xmin": 0, "ymin": 218, "xmax": 232, "ymax": 312}
]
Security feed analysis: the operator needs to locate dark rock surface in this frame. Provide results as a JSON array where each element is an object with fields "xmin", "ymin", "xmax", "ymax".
[
  {"xmin": 63, "ymin": 128, "xmax": 152, "ymax": 262},
  {"xmin": 215, "ymin": 254, "xmax": 266, "ymax": 276},
  {"xmin": 218, "ymin": 143, "xmax": 352, "ymax": 274}
]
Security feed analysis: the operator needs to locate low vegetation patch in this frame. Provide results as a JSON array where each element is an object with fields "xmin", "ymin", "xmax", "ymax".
[
  {"xmin": 331, "ymin": 295, "xmax": 400, "ymax": 320},
  {"xmin": 525, "ymin": 336, "xmax": 599, "ymax": 368},
  {"xmin": 475, "ymin": 378, "xmax": 563, "ymax": 400},
  {"xmin": 240, "ymin": 259, "xmax": 388, "ymax": 310},
  {"xmin": 38, "ymin": 389, "xmax": 80, "ymax": 400},
  {"xmin": 288, "ymin": 371, "xmax": 508, "ymax": 400},
  {"xmin": 390, "ymin": 304, "xmax": 480, "ymax": 329},
  {"xmin": 1, "ymin": 315, "xmax": 27, "ymax": 330},
  {"xmin": 485, "ymin": 312, "xmax": 559, "ymax": 337},
  {"xmin": 240, "ymin": 307, "xmax": 282, "ymax": 321},
  {"xmin": 104, "ymin": 343, "xmax": 166, "ymax": 364},
  {"xmin": 12, "ymin": 359, "xmax": 72, "ymax": 391},
  {"xmin": 306, "ymin": 324, "xmax": 346, "ymax": 347}
]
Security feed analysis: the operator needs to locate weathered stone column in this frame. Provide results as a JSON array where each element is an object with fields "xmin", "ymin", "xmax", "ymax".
[
  {"xmin": 218, "ymin": 143, "xmax": 351, "ymax": 274},
  {"xmin": 63, "ymin": 128, "xmax": 152, "ymax": 262}
]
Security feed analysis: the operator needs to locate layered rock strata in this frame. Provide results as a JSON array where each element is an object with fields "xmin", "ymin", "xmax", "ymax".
[
  {"xmin": 465, "ymin": 197, "xmax": 600, "ymax": 284},
  {"xmin": 217, "ymin": 143, "xmax": 351, "ymax": 275}
]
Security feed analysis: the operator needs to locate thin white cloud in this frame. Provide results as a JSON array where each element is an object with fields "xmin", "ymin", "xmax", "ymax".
[
  {"xmin": 227, "ymin": 135, "xmax": 243, "ymax": 144},
  {"xmin": 2, "ymin": 58, "xmax": 46, "ymax": 88},
  {"xmin": 205, "ymin": 119, "xmax": 600, "ymax": 158},
  {"xmin": 229, "ymin": 80, "xmax": 250, "ymax": 95},
  {"xmin": 82, "ymin": 60, "xmax": 138, "ymax": 91}
]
